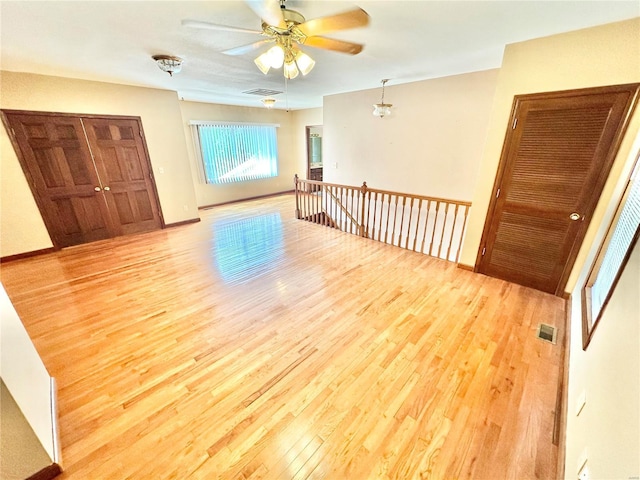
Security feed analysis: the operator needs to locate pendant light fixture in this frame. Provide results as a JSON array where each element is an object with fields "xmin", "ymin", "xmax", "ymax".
[{"xmin": 373, "ymin": 79, "xmax": 393, "ymax": 118}]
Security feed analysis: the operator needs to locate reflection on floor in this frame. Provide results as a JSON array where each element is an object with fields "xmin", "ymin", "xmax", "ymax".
[{"xmin": 212, "ymin": 212, "xmax": 284, "ymax": 283}]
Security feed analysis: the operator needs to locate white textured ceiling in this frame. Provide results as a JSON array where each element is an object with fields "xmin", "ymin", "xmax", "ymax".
[{"xmin": 1, "ymin": 1, "xmax": 638, "ymax": 110}]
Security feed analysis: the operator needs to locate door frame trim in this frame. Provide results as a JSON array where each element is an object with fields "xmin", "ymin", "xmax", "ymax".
[
  {"xmin": 1, "ymin": 109, "xmax": 166, "ymax": 249},
  {"xmin": 474, "ymin": 83, "xmax": 640, "ymax": 296}
]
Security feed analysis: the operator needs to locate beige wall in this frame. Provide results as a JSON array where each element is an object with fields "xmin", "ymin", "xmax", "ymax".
[
  {"xmin": 1, "ymin": 284, "xmax": 56, "ymax": 463},
  {"xmin": 566, "ymin": 233, "xmax": 640, "ymax": 479},
  {"xmin": 459, "ymin": 19, "xmax": 640, "ymax": 291},
  {"xmin": 322, "ymin": 69, "xmax": 499, "ymax": 200},
  {"xmin": 178, "ymin": 102, "xmax": 318, "ymax": 207},
  {"xmin": 0, "ymin": 71, "xmax": 198, "ymax": 257}
]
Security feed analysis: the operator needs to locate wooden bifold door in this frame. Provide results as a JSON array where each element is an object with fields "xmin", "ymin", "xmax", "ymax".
[{"xmin": 3, "ymin": 111, "xmax": 163, "ymax": 248}]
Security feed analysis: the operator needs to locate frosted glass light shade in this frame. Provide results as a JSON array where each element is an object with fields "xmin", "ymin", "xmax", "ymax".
[
  {"xmin": 284, "ymin": 61, "xmax": 299, "ymax": 79},
  {"xmin": 266, "ymin": 45, "xmax": 285, "ymax": 68},
  {"xmin": 373, "ymin": 103, "xmax": 392, "ymax": 118},
  {"xmin": 295, "ymin": 51, "xmax": 315, "ymax": 76},
  {"xmin": 254, "ymin": 54, "xmax": 271, "ymax": 74}
]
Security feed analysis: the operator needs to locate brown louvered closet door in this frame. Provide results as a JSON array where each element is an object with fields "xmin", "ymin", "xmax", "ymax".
[{"xmin": 478, "ymin": 84, "xmax": 639, "ymax": 295}]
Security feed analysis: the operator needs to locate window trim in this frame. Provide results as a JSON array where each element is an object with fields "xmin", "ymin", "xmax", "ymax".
[
  {"xmin": 189, "ymin": 121, "xmax": 280, "ymax": 186},
  {"xmin": 581, "ymin": 152, "xmax": 640, "ymax": 349}
]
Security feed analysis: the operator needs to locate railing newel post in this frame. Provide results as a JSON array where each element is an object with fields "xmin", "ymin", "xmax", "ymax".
[{"xmin": 359, "ymin": 182, "xmax": 368, "ymax": 237}]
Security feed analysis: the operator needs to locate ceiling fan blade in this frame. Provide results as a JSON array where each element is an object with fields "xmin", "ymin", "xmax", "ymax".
[
  {"xmin": 296, "ymin": 8, "xmax": 369, "ymax": 38},
  {"xmin": 222, "ymin": 39, "xmax": 274, "ymax": 56},
  {"xmin": 302, "ymin": 36, "xmax": 364, "ymax": 55},
  {"xmin": 245, "ymin": 0, "xmax": 286, "ymax": 29},
  {"xmin": 181, "ymin": 19, "xmax": 261, "ymax": 35}
]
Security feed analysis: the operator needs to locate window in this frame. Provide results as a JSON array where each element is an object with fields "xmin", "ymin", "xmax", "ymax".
[
  {"xmin": 582, "ymin": 156, "xmax": 640, "ymax": 349},
  {"xmin": 194, "ymin": 123, "xmax": 278, "ymax": 184}
]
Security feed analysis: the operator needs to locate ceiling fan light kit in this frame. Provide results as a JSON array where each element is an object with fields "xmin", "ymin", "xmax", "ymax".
[
  {"xmin": 373, "ymin": 79, "xmax": 393, "ymax": 118},
  {"xmin": 253, "ymin": 40, "xmax": 315, "ymax": 79},
  {"xmin": 152, "ymin": 55, "xmax": 183, "ymax": 76},
  {"xmin": 184, "ymin": 0, "xmax": 369, "ymax": 80}
]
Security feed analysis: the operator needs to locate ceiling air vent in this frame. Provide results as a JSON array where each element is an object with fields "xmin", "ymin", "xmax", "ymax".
[
  {"xmin": 242, "ymin": 88, "xmax": 283, "ymax": 97},
  {"xmin": 537, "ymin": 323, "xmax": 557, "ymax": 344}
]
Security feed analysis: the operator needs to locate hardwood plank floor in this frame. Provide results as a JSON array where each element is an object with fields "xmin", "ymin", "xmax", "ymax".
[{"xmin": 0, "ymin": 194, "xmax": 564, "ymax": 479}]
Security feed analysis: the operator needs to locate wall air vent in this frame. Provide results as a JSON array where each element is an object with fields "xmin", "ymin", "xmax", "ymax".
[
  {"xmin": 537, "ymin": 323, "xmax": 557, "ymax": 344},
  {"xmin": 242, "ymin": 89, "xmax": 283, "ymax": 97}
]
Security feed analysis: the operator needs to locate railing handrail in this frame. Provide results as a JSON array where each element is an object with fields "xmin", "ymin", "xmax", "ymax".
[
  {"xmin": 295, "ymin": 176, "xmax": 471, "ymax": 207},
  {"xmin": 294, "ymin": 174, "xmax": 472, "ymax": 263}
]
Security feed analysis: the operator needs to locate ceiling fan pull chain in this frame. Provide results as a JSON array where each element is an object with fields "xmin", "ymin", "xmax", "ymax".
[{"xmin": 285, "ymin": 75, "xmax": 289, "ymax": 112}]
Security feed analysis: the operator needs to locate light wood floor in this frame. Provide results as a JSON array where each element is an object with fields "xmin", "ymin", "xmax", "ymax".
[{"xmin": 1, "ymin": 194, "xmax": 565, "ymax": 480}]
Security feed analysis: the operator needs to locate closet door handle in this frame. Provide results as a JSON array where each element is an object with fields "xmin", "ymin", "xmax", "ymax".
[
  {"xmin": 94, "ymin": 186, "xmax": 102, "ymax": 192},
  {"xmin": 103, "ymin": 186, "xmax": 111, "ymax": 191}
]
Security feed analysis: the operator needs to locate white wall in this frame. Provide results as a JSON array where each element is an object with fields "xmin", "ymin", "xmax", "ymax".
[
  {"xmin": 0, "ymin": 284, "xmax": 56, "ymax": 462},
  {"xmin": 322, "ymin": 69, "xmax": 499, "ymax": 200},
  {"xmin": 0, "ymin": 71, "xmax": 199, "ymax": 257},
  {"xmin": 459, "ymin": 19, "xmax": 640, "ymax": 291}
]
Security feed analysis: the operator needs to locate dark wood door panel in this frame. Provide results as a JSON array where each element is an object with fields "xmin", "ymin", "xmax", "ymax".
[
  {"xmin": 478, "ymin": 84, "xmax": 640, "ymax": 295},
  {"xmin": 82, "ymin": 117, "xmax": 162, "ymax": 235},
  {"xmin": 51, "ymin": 194, "xmax": 111, "ymax": 245},
  {"xmin": 4, "ymin": 113, "xmax": 113, "ymax": 247},
  {"xmin": 9, "ymin": 115, "xmax": 98, "ymax": 192},
  {"xmin": 3, "ymin": 111, "xmax": 164, "ymax": 248}
]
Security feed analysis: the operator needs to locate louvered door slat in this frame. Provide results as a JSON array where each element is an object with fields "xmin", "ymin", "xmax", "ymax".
[{"xmin": 479, "ymin": 84, "xmax": 639, "ymax": 295}]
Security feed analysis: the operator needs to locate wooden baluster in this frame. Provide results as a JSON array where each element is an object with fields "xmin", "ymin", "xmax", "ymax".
[
  {"xmin": 363, "ymin": 184, "xmax": 371, "ymax": 238},
  {"xmin": 314, "ymin": 182, "xmax": 318, "ymax": 224},
  {"xmin": 332, "ymin": 186, "xmax": 337, "ymax": 229},
  {"xmin": 294, "ymin": 174, "xmax": 301, "ymax": 219},
  {"xmin": 429, "ymin": 201, "xmax": 441, "ymax": 256},
  {"xmin": 437, "ymin": 203, "xmax": 450, "ymax": 259},
  {"xmin": 404, "ymin": 196, "xmax": 414, "ymax": 249},
  {"xmin": 338, "ymin": 186, "xmax": 343, "ymax": 231},
  {"xmin": 390, "ymin": 195, "xmax": 400, "ymax": 246},
  {"xmin": 457, "ymin": 205, "xmax": 470, "ymax": 263},
  {"xmin": 347, "ymin": 188, "xmax": 358, "ymax": 234},
  {"xmin": 304, "ymin": 181, "xmax": 308, "ymax": 220},
  {"xmin": 371, "ymin": 191, "xmax": 379, "ymax": 240},
  {"xmin": 422, "ymin": 200, "xmax": 432, "ymax": 254},
  {"xmin": 383, "ymin": 193, "xmax": 391, "ymax": 244},
  {"xmin": 312, "ymin": 184, "xmax": 317, "ymax": 224},
  {"xmin": 446, "ymin": 204, "xmax": 459, "ymax": 261},
  {"xmin": 396, "ymin": 195, "xmax": 406, "ymax": 247},
  {"xmin": 412, "ymin": 198, "xmax": 423, "ymax": 252},
  {"xmin": 318, "ymin": 183, "xmax": 322, "ymax": 224}
]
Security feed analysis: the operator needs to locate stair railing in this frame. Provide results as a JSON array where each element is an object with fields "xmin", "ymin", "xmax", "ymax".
[{"xmin": 294, "ymin": 175, "xmax": 472, "ymax": 263}]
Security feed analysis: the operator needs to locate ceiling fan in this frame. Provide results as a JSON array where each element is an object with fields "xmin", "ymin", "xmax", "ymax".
[{"xmin": 182, "ymin": 0, "xmax": 369, "ymax": 79}]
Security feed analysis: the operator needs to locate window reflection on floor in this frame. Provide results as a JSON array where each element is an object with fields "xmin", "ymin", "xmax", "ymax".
[{"xmin": 212, "ymin": 212, "xmax": 284, "ymax": 283}]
